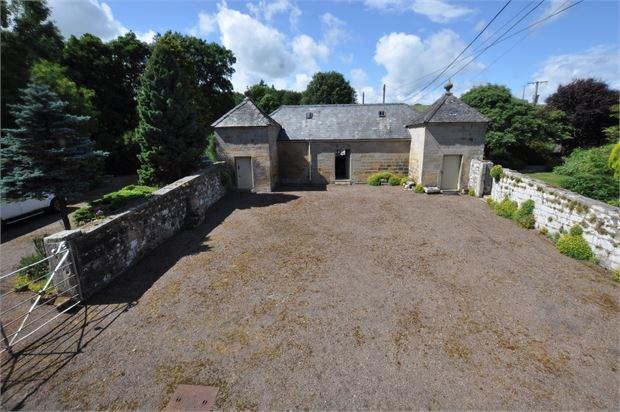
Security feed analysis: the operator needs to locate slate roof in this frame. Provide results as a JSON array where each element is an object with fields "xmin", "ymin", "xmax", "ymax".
[
  {"xmin": 406, "ymin": 93, "xmax": 488, "ymax": 127},
  {"xmin": 211, "ymin": 97, "xmax": 280, "ymax": 128},
  {"xmin": 270, "ymin": 104, "xmax": 416, "ymax": 141}
]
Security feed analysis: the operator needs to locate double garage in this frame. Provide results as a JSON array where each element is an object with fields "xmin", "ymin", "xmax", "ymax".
[{"xmin": 212, "ymin": 86, "xmax": 488, "ymax": 192}]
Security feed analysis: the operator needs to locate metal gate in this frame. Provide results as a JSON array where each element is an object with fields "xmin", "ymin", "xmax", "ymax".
[{"xmin": 0, "ymin": 241, "xmax": 82, "ymax": 355}]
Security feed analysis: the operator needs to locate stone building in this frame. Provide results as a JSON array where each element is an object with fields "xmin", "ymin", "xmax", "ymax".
[{"xmin": 212, "ymin": 82, "xmax": 488, "ymax": 192}]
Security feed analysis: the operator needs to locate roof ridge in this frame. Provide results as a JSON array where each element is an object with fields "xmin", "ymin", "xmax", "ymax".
[
  {"xmin": 212, "ymin": 97, "xmax": 280, "ymax": 128},
  {"xmin": 277, "ymin": 103, "xmax": 411, "ymax": 108}
]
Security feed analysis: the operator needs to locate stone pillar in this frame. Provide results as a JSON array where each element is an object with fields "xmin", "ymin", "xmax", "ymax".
[
  {"xmin": 468, "ymin": 159, "xmax": 493, "ymax": 197},
  {"xmin": 43, "ymin": 230, "xmax": 84, "ymax": 300}
]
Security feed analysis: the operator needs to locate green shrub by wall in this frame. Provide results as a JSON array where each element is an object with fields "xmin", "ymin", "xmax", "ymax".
[
  {"xmin": 414, "ymin": 183, "xmax": 424, "ymax": 193},
  {"xmin": 388, "ymin": 175, "xmax": 401, "ymax": 186},
  {"xmin": 367, "ymin": 172, "xmax": 396, "ymax": 186},
  {"xmin": 513, "ymin": 199, "xmax": 535, "ymax": 229},
  {"xmin": 490, "ymin": 164, "xmax": 503, "ymax": 182},
  {"xmin": 556, "ymin": 231, "xmax": 594, "ymax": 261},
  {"xmin": 493, "ymin": 197, "xmax": 518, "ymax": 219}
]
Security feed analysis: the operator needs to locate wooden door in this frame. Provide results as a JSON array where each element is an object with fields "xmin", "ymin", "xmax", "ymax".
[{"xmin": 235, "ymin": 157, "xmax": 253, "ymax": 190}]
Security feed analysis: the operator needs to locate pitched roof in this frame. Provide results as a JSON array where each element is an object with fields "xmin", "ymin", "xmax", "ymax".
[
  {"xmin": 211, "ymin": 97, "xmax": 280, "ymax": 128},
  {"xmin": 270, "ymin": 103, "xmax": 416, "ymax": 141},
  {"xmin": 407, "ymin": 93, "xmax": 488, "ymax": 127}
]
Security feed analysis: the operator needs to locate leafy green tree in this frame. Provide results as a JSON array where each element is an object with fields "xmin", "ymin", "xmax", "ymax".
[
  {"xmin": 546, "ymin": 78, "xmax": 618, "ymax": 150},
  {"xmin": 155, "ymin": 32, "xmax": 237, "ymax": 130},
  {"xmin": 603, "ymin": 104, "xmax": 619, "ymax": 143},
  {"xmin": 1, "ymin": 83, "xmax": 106, "ymax": 229},
  {"xmin": 1, "ymin": 0, "xmax": 64, "ymax": 127},
  {"xmin": 30, "ymin": 60, "xmax": 98, "ymax": 135},
  {"xmin": 134, "ymin": 40, "xmax": 203, "ymax": 185},
  {"xmin": 461, "ymin": 84, "xmax": 571, "ymax": 168},
  {"xmin": 554, "ymin": 144, "xmax": 618, "ymax": 203},
  {"xmin": 243, "ymin": 81, "xmax": 303, "ymax": 113},
  {"xmin": 301, "ymin": 71, "xmax": 356, "ymax": 104},
  {"xmin": 609, "ymin": 142, "xmax": 620, "ymax": 180},
  {"xmin": 62, "ymin": 32, "xmax": 151, "ymax": 174}
]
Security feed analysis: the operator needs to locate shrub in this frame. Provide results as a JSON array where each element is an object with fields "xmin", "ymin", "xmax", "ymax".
[
  {"xmin": 367, "ymin": 172, "xmax": 395, "ymax": 186},
  {"xmin": 493, "ymin": 197, "xmax": 518, "ymax": 219},
  {"xmin": 388, "ymin": 175, "xmax": 401, "ymax": 186},
  {"xmin": 569, "ymin": 225, "xmax": 583, "ymax": 236},
  {"xmin": 14, "ymin": 235, "xmax": 52, "ymax": 294},
  {"xmin": 468, "ymin": 188, "xmax": 475, "ymax": 196},
  {"xmin": 490, "ymin": 165, "xmax": 503, "ymax": 182},
  {"xmin": 613, "ymin": 268, "xmax": 620, "ymax": 283},
  {"xmin": 486, "ymin": 197, "xmax": 496, "ymax": 208},
  {"xmin": 513, "ymin": 199, "xmax": 535, "ymax": 229},
  {"xmin": 400, "ymin": 176, "xmax": 410, "ymax": 185},
  {"xmin": 556, "ymin": 233, "xmax": 593, "ymax": 261},
  {"xmin": 73, "ymin": 206, "xmax": 97, "ymax": 225},
  {"xmin": 414, "ymin": 184, "xmax": 425, "ymax": 193}
]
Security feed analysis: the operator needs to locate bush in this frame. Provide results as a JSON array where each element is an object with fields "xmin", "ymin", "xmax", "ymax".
[
  {"xmin": 468, "ymin": 188, "xmax": 475, "ymax": 196},
  {"xmin": 490, "ymin": 165, "xmax": 503, "ymax": 182},
  {"xmin": 74, "ymin": 184, "xmax": 157, "ymax": 225},
  {"xmin": 400, "ymin": 176, "xmax": 410, "ymax": 185},
  {"xmin": 493, "ymin": 197, "xmax": 518, "ymax": 219},
  {"xmin": 388, "ymin": 175, "xmax": 401, "ymax": 186},
  {"xmin": 14, "ymin": 235, "xmax": 52, "ymax": 294},
  {"xmin": 562, "ymin": 174, "xmax": 619, "ymax": 203},
  {"xmin": 513, "ymin": 199, "xmax": 535, "ymax": 229},
  {"xmin": 367, "ymin": 172, "xmax": 395, "ymax": 186},
  {"xmin": 414, "ymin": 183, "xmax": 424, "ymax": 193},
  {"xmin": 205, "ymin": 133, "xmax": 218, "ymax": 162},
  {"xmin": 613, "ymin": 268, "xmax": 620, "ymax": 283},
  {"xmin": 556, "ymin": 232, "xmax": 593, "ymax": 261}
]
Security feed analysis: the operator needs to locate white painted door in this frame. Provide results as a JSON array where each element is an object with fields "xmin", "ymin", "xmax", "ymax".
[
  {"xmin": 441, "ymin": 155, "xmax": 462, "ymax": 190},
  {"xmin": 235, "ymin": 157, "xmax": 253, "ymax": 190}
]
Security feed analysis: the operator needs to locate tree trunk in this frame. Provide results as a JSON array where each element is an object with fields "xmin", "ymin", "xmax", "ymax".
[{"xmin": 58, "ymin": 197, "xmax": 71, "ymax": 230}]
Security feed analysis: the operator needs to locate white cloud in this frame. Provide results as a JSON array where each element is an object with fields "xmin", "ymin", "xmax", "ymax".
[
  {"xmin": 534, "ymin": 45, "xmax": 620, "ymax": 102},
  {"xmin": 49, "ymin": 0, "xmax": 127, "ymax": 40},
  {"xmin": 350, "ymin": 68, "xmax": 368, "ymax": 87},
  {"xmin": 137, "ymin": 30, "xmax": 157, "ymax": 44},
  {"xmin": 191, "ymin": 11, "xmax": 218, "ymax": 36},
  {"xmin": 247, "ymin": 0, "xmax": 301, "ymax": 29},
  {"xmin": 205, "ymin": 3, "xmax": 329, "ymax": 91},
  {"xmin": 340, "ymin": 53, "xmax": 354, "ymax": 64},
  {"xmin": 374, "ymin": 30, "xmax": 483, "ymax": 103},
  {"xmin": 321, "ymin": 13, "xmax": 349, "ymax": 47},
  {"xmin": 364, "ymin": 0, "xmax": 473, "ymax": 23},
  {"xmin": 538, "ymin": 0, "xmax": 567, "ymax": 26}
]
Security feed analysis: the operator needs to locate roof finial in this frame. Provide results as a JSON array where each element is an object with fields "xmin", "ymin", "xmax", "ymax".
[{"xmin": 444, "ymin": 79, "xmax": 453, "ymax": 94}]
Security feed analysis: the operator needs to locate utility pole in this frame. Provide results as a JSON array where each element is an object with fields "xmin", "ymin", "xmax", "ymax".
[
  {"xmin": 382, "ymin": 84, "xmax": 386, "ymax": 104},
  {"xmin": 521, "ymin": 84, "xmax": 527, "ymax": 100},
  {"xmin": 362, "ymin": 92, "xmax": 365, "ymax": 104},
  {"xmin": 527, "ymin": 80, "xmax": 547, "ymax": 104}
]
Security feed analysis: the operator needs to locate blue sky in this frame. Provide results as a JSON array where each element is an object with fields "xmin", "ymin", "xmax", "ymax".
[{"xmin": 48, "ymin": 0, "xmax": 619, "ymax": 103}]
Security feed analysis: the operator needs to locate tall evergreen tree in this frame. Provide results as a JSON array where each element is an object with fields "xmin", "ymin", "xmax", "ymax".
[
  {"xmin": 134, "ymin": 41, "xmax": 203, "ymax": 185},
  {"xmin": 1, "ymin": 83, "xmax": 106, "ymax": 229}
]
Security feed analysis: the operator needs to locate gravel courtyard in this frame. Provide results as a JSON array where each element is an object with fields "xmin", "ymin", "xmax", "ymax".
[{"xmin": 2, "ymin": 185, "xmax": 618, "ymax": 410}]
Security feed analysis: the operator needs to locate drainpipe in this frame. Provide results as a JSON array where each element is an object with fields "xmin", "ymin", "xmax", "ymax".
[{"xmin": 308, "ymin": 140, "xmax": 312, "ymax": 183}]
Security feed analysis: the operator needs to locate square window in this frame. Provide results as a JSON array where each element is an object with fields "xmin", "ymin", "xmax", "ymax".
[
  {"xmin": 306, "ymin": 112, "xmax": 313, "ymax": 119},
  {"xmin": 378, "ymin": 111, "xmax": 386, "ymax": 117}
]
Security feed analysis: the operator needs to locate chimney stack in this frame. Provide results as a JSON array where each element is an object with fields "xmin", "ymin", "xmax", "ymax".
[{"xmin": 382, "ymin": 84, "xmax": 386, "ymax": 104}]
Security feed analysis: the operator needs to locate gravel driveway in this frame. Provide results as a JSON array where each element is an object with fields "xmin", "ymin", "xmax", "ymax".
[{"xmin": 2, "ymin": 185, "xmax": 618, "ymax": 410}]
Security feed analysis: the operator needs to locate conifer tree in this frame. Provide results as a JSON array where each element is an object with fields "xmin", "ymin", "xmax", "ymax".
[
  {"xmin": 134, "ymin": 40, "xmax": 203, "ymax": 185},
  {"xmin": 1, "ymin": 83, "xmax": 106, "ymax": 229}
]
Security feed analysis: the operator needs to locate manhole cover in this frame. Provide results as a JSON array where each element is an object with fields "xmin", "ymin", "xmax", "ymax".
[{"xmin": 165, "ymin": 384, "xmax": 219, "ymax": 411}]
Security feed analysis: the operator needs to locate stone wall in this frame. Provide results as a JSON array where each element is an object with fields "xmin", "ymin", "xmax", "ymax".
[
  {"xmin": 44, "ymin": 164, "xmax": 227, "ymax": 299},
  {"xmin": 278, "ymin": 139, "xmax": 410, "ymax": 184},
  {"xmin": 491, "ymin": 168, "xmax": 620, "ymax": 270},
  {"xmin": 215, "ymin": 125, "xmax": 279, "ymax": 191},
  {"xmin": 468, "ymin": 158, "xmax": 494, "ymax": 197}
]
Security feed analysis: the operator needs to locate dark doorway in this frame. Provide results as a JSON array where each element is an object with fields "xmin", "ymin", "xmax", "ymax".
[{"xmin": 335, "ymin": 149, "xmax": 349, "ymax": 180}]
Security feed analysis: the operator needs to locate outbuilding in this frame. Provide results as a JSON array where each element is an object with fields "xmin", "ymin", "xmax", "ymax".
[{"xmin": 212, "ymin": 82, "xmax": 488, "ymax": 192}]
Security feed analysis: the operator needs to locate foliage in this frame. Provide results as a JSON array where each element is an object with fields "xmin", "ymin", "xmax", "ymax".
[
  {"xmin": 526, "ymin": 172, "xmax": 569, "ymax": 188},
  {"xmin": 546, "ymin": 79, "xmax": 618, "ymax": 150},
  {"xmin": 30, "ymin": 59, "xmax": 98, "ymax": 136},
  {"xmin": 1, "ymin": 0, "xmax": 64, "ymax": 127},
  {"xmin": 62, "ymin": 32, "xmax": 151, "ymax": 174},
  {"xmin": 400, "ymin": 176, "xmax": 409, "ymax": 185},
  {"xmin": 367, "ymin": 172, "xmax": 394, "ymax": 186},
  {"xmin": 468, "ymin": 188, "xmax": 475, "ymax": 196},
  {"xmin": 461, "ymin": 85, "xmax": 571, "ymax": 168},
  {"xmin": 608, "ymin": 141, "xmax": 620, "ymax": 180},
  {"xmin": 603, "ymin": 104, "xmax": 619, "ymax": 143},
  {"xmin": 1, "ymin": 83, "xmax": 107, "ymax": 205},
  {"xmin": 134, "ymin": 39, "xmax": 203, "ymax": 185},
  {"xmin": 388, "ymin": 175, "xmax": 402, "ymax": 186},
  {"xmin": 490, "ymin": 165, "xmax": 503, "ymax": 181},
  {"xmin": 155, "ymin": 32, "xmax": 237, "ymax": 131},
  {"xmin": 554, "ymin": 144, "xmax": 618, "ymax": 202},
  {"xmin": 206, "ymin": 133, "xmax": 218, "ymax": 162},
  {"xmin": 613, "ymin": 268, "xmax": 620, "ymax": 283},
  {"xmin": 414, "ymin": 183, "xmax": 425, "ymax": 193},
  {"xmin": 556, "ymin": 228, "xmax": 593, "ymax": 261},
  {"xmin": 246, "ymin": 80, "xmax": 302, "ymax": 113},
  {"xmin": 301, "ymin": 71, "xmax": 356, "ymax": 104},
  {"xmin": 411, "ymin": 103, "xmax": 428, "ymax": 113},
  {"xmin": 14, "ymin": 235, "xmax": 51, "ymax": 294},
  {"xmin": 74, "ymin": 184, "xmax": 156, "ymax": 225},
  {"xmin": 513, "ymin": 199, "xmax": 535, "ymax": 229},
  {"xmin": 492, "ymin": 197, "xmax": 518, "ymax": 219}
]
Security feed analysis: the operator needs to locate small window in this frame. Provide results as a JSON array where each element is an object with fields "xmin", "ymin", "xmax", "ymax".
[
  {"xmin": 306, "ymin": 112, "xmax": 313, "ymax": 119},
  {"xmin": 378, "ymin": 110, "xmax": 386, "ymax": 117}
]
